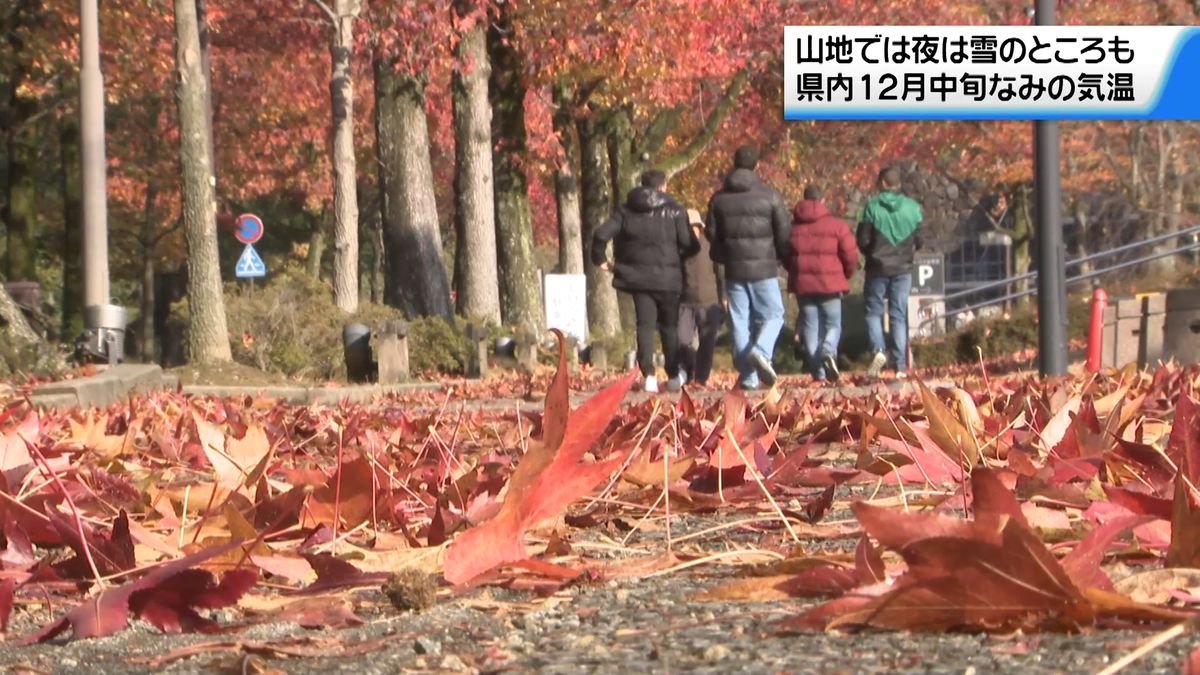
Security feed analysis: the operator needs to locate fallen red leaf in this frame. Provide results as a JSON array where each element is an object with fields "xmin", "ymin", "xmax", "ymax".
[
  {"xmin": 297, "ymin": 553, "xmax": 389, "ymax": 594},
  {"xmin": 0, "ymin": 578, "xmax": 13, "ymax": 632},
  {"xmin": 442, "ymin": 367, "xmax": 637, "ymax": 585},
  {"xmin": 1169, "ymin": 394, "xmax": 1200, "ymax": 567},
  {"xmin": 1060, "ymin": 515, "xmax": 1152, "ymax": 592},
  {"xmin": 805, "ymin": 470, "xmax": 1170, "ymax": 634},
  {"xmin": 21, "ymin": 540, "xmax": 251, "ymax": 643}
]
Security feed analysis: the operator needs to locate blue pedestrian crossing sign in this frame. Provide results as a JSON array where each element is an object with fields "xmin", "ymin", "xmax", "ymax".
[{"xmin": 235, "ymin": 244, "xmax": 267, "ymax": 278}]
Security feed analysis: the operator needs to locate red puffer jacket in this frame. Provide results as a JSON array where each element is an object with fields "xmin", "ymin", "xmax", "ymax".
[{"xmin": 785, "ymin": 200, "xmax": 859, "ymax": 296}]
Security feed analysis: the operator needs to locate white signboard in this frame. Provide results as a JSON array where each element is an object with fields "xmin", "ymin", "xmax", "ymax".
[
  {"xmin": 909, "ymin": 295, "xmax": 946, "ymax": 339},
  {"xmin": 544, "ymin": 274, "xmax": 588, "ymax": 343}
]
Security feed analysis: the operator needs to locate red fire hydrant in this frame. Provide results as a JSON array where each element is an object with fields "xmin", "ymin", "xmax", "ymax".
[{"xmin": 1086, "ymin": 287, "xmax": 1108, "ymax": 373}]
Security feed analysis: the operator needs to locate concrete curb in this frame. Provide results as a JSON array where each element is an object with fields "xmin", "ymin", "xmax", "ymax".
[
  {"xmin": 25, "ymin": 365, "xmax": 443, "ymax": 410},
  {"xmin": 180, "ymin": 382, "xmax": 443, "ymax": 405},
  {"xmin": 29, "ymin": 364, "xmax": 165, "ymax": 410}
]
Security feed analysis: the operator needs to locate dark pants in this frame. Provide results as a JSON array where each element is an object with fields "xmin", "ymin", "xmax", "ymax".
[
  {"xmin": 678, "ymin": 303, "xmax": 723, "ymax": 385},
  {"xmin": 628, "ymin": 290, "xmax": 681, "ymax": 378}
]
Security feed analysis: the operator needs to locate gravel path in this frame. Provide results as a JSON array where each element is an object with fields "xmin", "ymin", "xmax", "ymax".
[
  {"xmin": 0, "ymin": 569, "xmax": 1190, "ymax": 674},
  {"xmin": 1, "ymin": 510, "xmax": 1193, "ymax": 674}
]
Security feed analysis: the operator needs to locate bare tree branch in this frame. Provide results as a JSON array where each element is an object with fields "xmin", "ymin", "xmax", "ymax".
[
  {"xmin": 307, "ymin": 0, "xmax": 337, "ymax": 24},
  {"xmin": 657, "ymin": 69, "xmax": 749, "ymax": 179}
]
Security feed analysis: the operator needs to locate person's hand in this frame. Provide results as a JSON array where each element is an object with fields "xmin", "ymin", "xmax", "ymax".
[
  {"xmin": 721, "ymin": 299, "xmax": 729, "ymax": 312},
  {"xmin": 599, "ymin": 261, "xmax": 613, "ymax": 272}
]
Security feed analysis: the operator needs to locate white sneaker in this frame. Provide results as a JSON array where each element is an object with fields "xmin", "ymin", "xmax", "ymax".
[
  {"xmin": 867, "ymin": 351, "xmax": 887, "ymax": 379},
  {"xmin": 822, "ymin": 354, "xmax": 841, "ymax": 382},
  {"xmin": 666, "ymin": 376, "xmax": 683, "ymax": 393},
  {"xmin": 643, "ymin": 376, "xmax": 659, "ymax": 393},
  {"xmin": 748, "ymin": 351, "xmax": 778, "ymax": 387},
  {"xmin": 678, "ymin": 370, "xmax": 688, "ymax": 386}
]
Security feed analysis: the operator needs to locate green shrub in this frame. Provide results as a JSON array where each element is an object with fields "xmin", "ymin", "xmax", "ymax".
[
  {"xmin": 912, "ymin": 298, "xmax": 1090, "ymax": 368},
  {"xmin": 407, "ymin": 315, "xmax": 474, "ymax": 376},
  {"xmin": 169, "ymin": 265, "xmax": 474, "ymax": 379}
]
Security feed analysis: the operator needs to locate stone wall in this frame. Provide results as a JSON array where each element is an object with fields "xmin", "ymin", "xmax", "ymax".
[{"xmin": 845, "ymin": 160, "xmax": 989, "ymax": 254}]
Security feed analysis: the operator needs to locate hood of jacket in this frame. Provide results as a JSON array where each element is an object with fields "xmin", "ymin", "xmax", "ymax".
[
  {"xmin": 722, "ymin": 168, "xmax": 760, "ymax": 193},
  {"xmin": 875, "ymin": 191, "xmax": 909, "ymax": 212},
  {"xmin": 792, "ymin": 199, "xmax": 830, "ymax": 224},
  {"xmin": 863, "ymin": 190, "xmax": 922, "ymax": 246},
  {"xmin": 626, "ymin": 186, "xmax": 669, "ymax": 213}
]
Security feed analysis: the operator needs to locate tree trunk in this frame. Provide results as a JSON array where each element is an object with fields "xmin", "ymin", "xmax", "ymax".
[
  {"xmin": 375, "ymin": 57, "xmax": 453, "ymax": 320},
  {"xmin": 0, "ymin": 283, "xmax": 38, "ymax": 346},
  {"xmin": 488, "ymin": 9, "xmax": 541, "ymax": 331},
  {"xmin": 195, "ymin": 0, "xmax": 215, "ymax": 172},
  {"xmin": 1011, "ymin": 182, "xmax": 1034, "ymax": 306},
  {"xmin": 328, "ymin": 0, "xmax": 360, "ymax": 312},
  {"xmin": 306, "ymin": 226, "xmax": 325, "ymax": 278},
  {"xmin": 369, "ymin": 210, "xmax": 384, "ymax": 304},
  {"xmin": 3, "ymin": 18, "xmax": 37, "ymax": 283},
  {"xmin": 578, "ymin": 114, "xmax": 621, "ymax": 338},
  {"xmin": 61, "ymin": 117, "xmax": 84, "ymax": 340},
  {"xmin": 606, "ymin": 110, "xmax": 637, "ymax": 338},
  {"xmin": 173, "ymin": 0, "xmax": 232, "ymax": 363},
  {"xmin": 1169, "ymin": 149, "xmax": 1186, "ymax": 272},
  {"xmin": 552, "ymin": 84, "xmax": 584, "ymax": 276},
  {"xmin": 140, "ymin": 187, "xmax": 158, "ymax": 362},
  {"xmin": 607, "ymin": 107, "xmax": 637, "ymax": 205},
  {"xmin": 5, "ymin": 121, "xmax": 37, "ymax": 282},
  {"xmin": 450, "ymin": 3, "xmax": 501, "ymax": 325}
]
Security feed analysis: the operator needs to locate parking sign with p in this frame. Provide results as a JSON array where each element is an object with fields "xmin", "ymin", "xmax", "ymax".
[{"xmin": 913, "ymin": 254, "xmax": 944, "ymax": 296}]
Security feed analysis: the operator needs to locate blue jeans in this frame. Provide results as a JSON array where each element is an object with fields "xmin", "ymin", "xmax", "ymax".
[
  {"xmin": 864, "ymin": 273, "xmax": 912, "ymax": 372},
  {"xmin": 727, "ymin": 278, "xmax": 785, "ymax": 388},
  {"xmin": 797, "ymin": 294, "xmax": 842, "ymax": 379}
]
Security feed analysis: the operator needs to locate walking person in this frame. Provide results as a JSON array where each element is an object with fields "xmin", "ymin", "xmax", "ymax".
[
  {"xmin": 706, "ymin": 145, "xmax": 790, "ymax": 390},
  {"xmin": 678, "ymin": 209, "xmax": 725, "ymax": 387},
  {"xmin": 857, "ymin": 166, "xmax": 923, "ymax": 379},
  {"xmin": 784, "ymin": 186, "xmax": 858, "ymax": 382},
  {"xmin": 592, "ymin": 169, "xmax": 699, "ymax": 393}
]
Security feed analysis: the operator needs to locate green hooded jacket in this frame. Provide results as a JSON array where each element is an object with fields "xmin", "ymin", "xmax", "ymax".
[{"xmin": 862, "ymin": 191, "xmax": 923, "ymax": 246}]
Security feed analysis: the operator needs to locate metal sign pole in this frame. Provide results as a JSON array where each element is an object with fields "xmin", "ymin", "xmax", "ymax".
[{"xmin": 1034, "ymin": 0, "xmax": 1069, "ymax": 376}]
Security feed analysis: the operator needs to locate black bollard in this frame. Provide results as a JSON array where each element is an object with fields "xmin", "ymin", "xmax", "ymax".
[{"xmin": 343, "ymin": 323, "xmax": 373, "ymax": 383}]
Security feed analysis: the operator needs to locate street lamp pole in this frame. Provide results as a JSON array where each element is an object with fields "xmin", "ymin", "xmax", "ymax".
[
  {"xmin": 78, "ymin": 0, "xmax": 127, "ymax": 364},
  {"xmin": 1034, "ymin": 0, "xmax": 1069, "ymax": 376},
  {"xmin": 79, "ymin": 0, "xmax": 111, "ymax": 310}
]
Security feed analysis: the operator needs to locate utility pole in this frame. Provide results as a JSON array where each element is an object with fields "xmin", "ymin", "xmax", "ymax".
[
  {"xmin": 78, "ymin": 0, "xmax": 126, "ymax": 364},
  {"xmin": 79, "ymin": 0, "xmax": 110, "ymax": 309},
  {"xmin": 1034, "ymin": 0, "xmax": 1068, "ymax": 376}
]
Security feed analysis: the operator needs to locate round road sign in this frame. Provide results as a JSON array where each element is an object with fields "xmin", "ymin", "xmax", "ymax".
[{"xmin": 235, "ymin": 213, "xmax": 264, "ymax": 245}]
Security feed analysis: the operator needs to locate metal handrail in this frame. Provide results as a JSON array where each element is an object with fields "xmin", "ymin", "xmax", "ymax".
[
  {"xmin": 940, "ymin": 223, "xmax": 1200, "ymax": 304},
  {"xmin": 915, "ymin": 229, "xmax": 1200, "ymax": 335}
]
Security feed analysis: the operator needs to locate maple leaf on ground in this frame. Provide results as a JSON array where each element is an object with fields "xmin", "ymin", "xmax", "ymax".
[
  {"xmin": 22, "ymin": 540, "xmax": 255, "ymax": 643},
  {"xmin": 916, "ymin": 380, "xmax": 980, "ymax": 467},
  {"xmin": 296, "ymin": 553, "xmax": 389, "ymax": 594},
  {"xmin": 442, "ymin": 353, "xmax": 637, "ymax": 584},
  {"xmin": 0, "ymin": 578, "xmax": 13, "ymax": 632},
  {"xmin": 49, "ymin": 508, "xmax": 135, "ymax": 579},
  {"xmin": 697, "ymin": 536, "xmax": 885, "ymax": 602},
  {"xmin": 193, "ymin": 414, "xmax": 271, "ymax": 492},
  {"xmin": 1060, "ymin": 515, "xmax": 1152, "ymax": 592},
  {"xmin": 796, "ymin": 469, "xmax": 1187, "ymax": 634},
  {"xmin": 0, "ymin": 411, "xmax": 38, "ymax": 479},
  {"xmin": 1168, "ymin": 394, "xmax": 1200, "ymax": 568}
]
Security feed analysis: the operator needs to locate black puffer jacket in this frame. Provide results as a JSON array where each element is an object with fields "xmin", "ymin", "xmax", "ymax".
[
  {"xmin": 705, "ymin": 169, "xmax": 791, "ymax": 282},
  {"xmin": 590, "ymin": 187, "xmax": 700, "ymax": 293}
]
